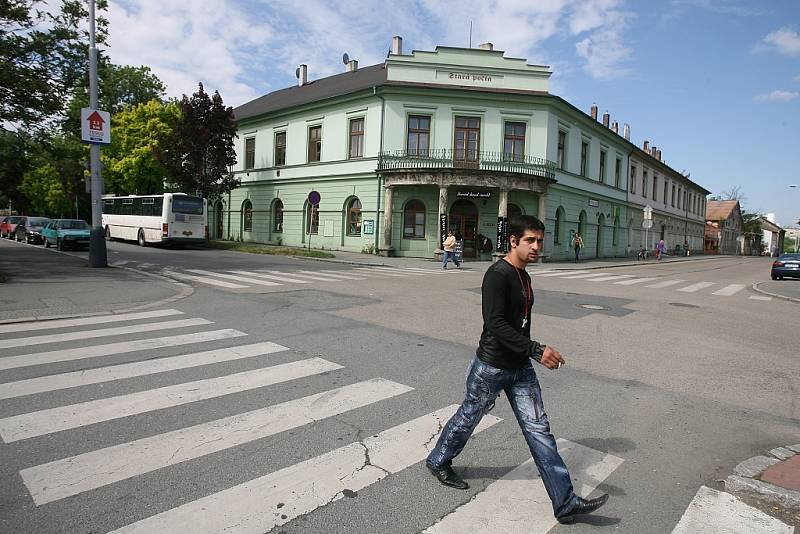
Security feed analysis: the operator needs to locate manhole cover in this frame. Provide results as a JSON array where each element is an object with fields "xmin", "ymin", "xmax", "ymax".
[
  {"xmin": 669, "ymin": 302, "xmax": 700, "ymax": 308},
  {"xmin": 578, "ymin": 304, "xmax": 606, "ymax": 310}
]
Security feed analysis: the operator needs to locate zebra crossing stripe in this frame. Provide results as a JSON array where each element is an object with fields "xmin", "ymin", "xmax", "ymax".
[
  {"xmin": 21, "ymin": 378, "xmax": 414, "ymax": 505},
  {"xmin": 0, "ymin": 309, "xmax": 184, "ymax": 335},
  {"xmin": 677, "ymin": 282, "xmax": 715, "ymax": 293},
  {"xmin": 352, "ymin": 267, "xmax": 407, "ymax": 277},
  {"xmin": 536, "ymin": 271, "xmax": 587, "ymax": 277},
  {"xmin": 407, "ymin": 267, "xmax": 452, "ymax": 273},
  {"xmin": 558, "ymin": 272, "xmax": 614, "ymax": 279},
  {"xmin": 712, "ymin": 284, "xmax": 745, "ymax": 296},
  {"xmin": 0, "ymin": 342, "xmax": 289, "ymax": 400},
  {"xmin": 0, "ymin": 358, "xmax": 343, "ymax": 442},
  {"xmin": 367, "ymin": 266, "xmax": 428, "ymax": 276},
  {"xmin": 110, "ymin": 260, "xmax": 131, "ymax": 266},
  {"xmin": 614, "ymin": 277, "xmax": 659, "ymax": 285},
  {"xmin": 0, "ymin": 329, "xmax": 247, "ymax": 371},
  {"xmin": 422, "ymin": 439, "xmax": 624, "ymax": 533},
  {"xmin": 586, "ymin": 274, "xmax": 635, "ymax": 282},
  {"xmin": 137, "ymin": 263, "xmax": 154, "ymax": 269},
  {"xmin": 645, "ymin": 279, "xmax": 685, "ymax": 289},
  {"xmin": 297, "ymin": 270, "xmax": 365, "ymax": 280},
  {"xmin": 262, "ymin": 270, "xmax": 344, "ymax": 281},
  {"xmin": 749, "ymin": 295, "xmax": 772, "ymax": 301},
  {"xmin": 226, "ymin": 270, "xmax": 311, "ymax": 284},
  {"xmin": 0, "ymin": 318, "xmax": 212, "ymax": 350},
  {"xmin": 186, "ymin": 269, "xmax": 282, "ymax": 287},
  {"xmin": 108, "ymin": 405, "xmax": 501, "ymax": 534},
  {"xmin": 161, "ymin": 269, "xmax": 248, "ymax": 289},
  {"xmin": 671, "ymin": 486, "xmax": 793, "ymax": 534}
]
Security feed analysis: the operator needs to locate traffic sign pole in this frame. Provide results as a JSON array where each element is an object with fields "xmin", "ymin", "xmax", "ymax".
[{"xmin": 87, "ymin": 0, "xmax": 107, "ymax": 268}]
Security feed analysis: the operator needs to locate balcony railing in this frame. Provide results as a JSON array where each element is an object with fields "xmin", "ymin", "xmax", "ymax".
[{"xmin": 378, "ymin": 149, "xmax": 556, "ymax": 180}]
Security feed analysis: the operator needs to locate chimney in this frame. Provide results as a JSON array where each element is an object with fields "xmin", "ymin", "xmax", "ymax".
[
  {"xmin": 602, "ymin": 110, "xmax": 610, "ymax": 128},
  {"xmin": 651, "ymin": 146, "xmax": 658, "ymax": 157},
  {"xmin": 391, "ymin": 36, "xmax": 403, "ymax": 55},
  {"xmin": 611, "ymin": 120, "xmax": 619, "ymax": 134},
  {"xmin": 623, "ymin": 123, "xmax": 630, "ymax": 140},
  {"xmin": 297, "ymin": 64, "xmax": 308, "ymax": 87},
  {"xmin": 590, "ymin": 103, "xmax": 598, "ymax": 120},
  {"xmin": 656, "ymin": 149, "xmax": 662, "ymax": 161},
  {"xmin": 347, "ymin": 59, "xmax": 358, "ymax": 72},
  {"xmin": 643, "ymin": 140, "xmax": 649, "ymax": 152},
  {"xmin": 478, "ymin": 42, "xmax": 494, "ymax": 50}
]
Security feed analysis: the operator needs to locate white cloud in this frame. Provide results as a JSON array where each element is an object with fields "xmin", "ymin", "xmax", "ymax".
[
  {"xmin": 753, "ymin": 90, "xmax": 799, "ymax": 103},
  {"xmin": 760, "ymin": 27, "xmax": 800, "ymax": 57}
]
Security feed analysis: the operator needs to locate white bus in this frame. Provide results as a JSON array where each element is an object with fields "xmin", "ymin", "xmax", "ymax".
[{"xmin": 102, "ymin": 193, "xmax": 207, "ymax": 246}]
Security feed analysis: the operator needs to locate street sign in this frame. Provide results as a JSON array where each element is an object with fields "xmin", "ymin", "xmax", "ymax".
[
  {"xmin": 643, "ymin": 204, "xmax": 653, "ymax": 220},
  {"xmin": 308, "ymin": 190, "xmax": 321, "ymax": 205},
  {"xmin": 81, "ymin": 108, "xmax": 111, "ymax": 144},
  {"xmin": 642, "ymin": 219, "xmax": 653, "ymax": 229}
]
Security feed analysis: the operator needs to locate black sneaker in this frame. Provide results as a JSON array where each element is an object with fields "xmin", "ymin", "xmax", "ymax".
[
  {"xmin": 426, "ymin": 464, "xmax": 469, "ymax": 490},
  {"xmin": 557, "ymin": 494, "xmax": 609, "ymax": 523}
]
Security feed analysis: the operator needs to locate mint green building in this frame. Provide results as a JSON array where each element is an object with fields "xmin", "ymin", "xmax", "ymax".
[{"xmin": 218, "ymin": 37, "xmax": 692, "ymax": 261}]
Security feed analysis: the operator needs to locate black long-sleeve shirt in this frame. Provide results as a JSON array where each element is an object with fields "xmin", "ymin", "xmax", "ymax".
[{"xmin": 476, "ymin": 259, "xmax": 544, "ymax": 369}]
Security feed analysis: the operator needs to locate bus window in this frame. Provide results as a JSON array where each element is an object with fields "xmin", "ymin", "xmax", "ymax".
[{"xmin": 172, "ymin": 196, "xmax": 204, "ymax": 215}]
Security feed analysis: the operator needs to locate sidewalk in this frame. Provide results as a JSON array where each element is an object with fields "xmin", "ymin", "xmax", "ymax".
[{"xmin": 0, "ymin": 243, "xmax": 190, "ymax": 324}]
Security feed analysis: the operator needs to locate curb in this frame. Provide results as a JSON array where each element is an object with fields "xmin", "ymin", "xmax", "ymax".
[
  {"xmin": 751, "ymin": 281, "xmax": 800, "ymax": 304},
  {"xmin": 725, "ymin": 444, "xmax": 800, "ymax": 513}
]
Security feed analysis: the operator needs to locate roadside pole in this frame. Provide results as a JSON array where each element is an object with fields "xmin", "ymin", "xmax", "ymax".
[{"xmin": 87, "ymin": 0, "xmax": 107, "ymax": 267}]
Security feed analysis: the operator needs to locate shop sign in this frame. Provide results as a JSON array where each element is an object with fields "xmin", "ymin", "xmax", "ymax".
[
  {"xmin": 588, "ymin": 198, "xmax": 599, "ymax": 207},
  {"xmin": 363, "ymin": 219, "xmax": 374, "ymax": 235},
  {"xmin": 456, "ymin": 191, "xmax": 491, "ymax": 199},
  {"xmin": 439, "ymin": 213, "xmax": 448, "ymax": 247}
]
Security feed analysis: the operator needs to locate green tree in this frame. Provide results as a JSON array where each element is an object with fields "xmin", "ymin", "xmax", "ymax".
[
  {"xmin": 103, "ymin": 99, "xmax": 179, "ymax": 195},
  {"xmin": 0, "ymin": 130, "xmax": 30, "ymax": 213},
  {"xmin": 20, "ymin": 163, "xmax": 73, "ymax": 217},
  {"xmin": 158, "ymin": 83, "xmax": 239, "ymax": 200}
]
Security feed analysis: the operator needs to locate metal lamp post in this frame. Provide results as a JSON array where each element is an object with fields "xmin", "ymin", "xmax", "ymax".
[{"xmin": 87, "ymin": 0, "xmax": 107, "ymax": 267}]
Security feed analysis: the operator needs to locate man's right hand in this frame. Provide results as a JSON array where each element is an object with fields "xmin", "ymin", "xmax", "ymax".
[{"xmin": 540, "ymin": 346, "xmax": 566, "ymax": 370}]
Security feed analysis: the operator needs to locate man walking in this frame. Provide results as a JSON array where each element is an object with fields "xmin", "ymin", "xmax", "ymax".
[
  {"xmin": 573, "ymin": 231, "xmax": 583, "ymax": 262},
  {"xmin": 425, "ymin": 215, "xmax": 609, "ymax": 523},
  {"xmin": 442, "ymin": 230, "xmax": 462, "ymax": 270}
]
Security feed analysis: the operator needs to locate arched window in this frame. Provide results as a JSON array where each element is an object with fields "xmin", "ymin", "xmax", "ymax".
[
  {"xmin": 554, "ymin": 206, "xmax": 565, "ymax": 244},
  {"xmin": 306, "ymin": 201, "xmax": 319, "ymax": 235},
  {"xmin": 507, "ymin": 203, "xmax": 523, "ymax": 219},
  {"xmin": 242, "ymin": 200, "xmax": 253, "ymax": 232},
  {"xmin": 272, "ymin": 199, "xmax": 283, "ymax": 233},
  {"xmin": 578, "ymin": 210, "xmax": 587, "ymax": 236},
  {"xmin": 346, "ymin": 197, "xmax": 362, "ymax": 236},
  {"xmin": 403, "ymin": 199, "xmax": 426, "ymax": 239},
  {"xmin": 613, "ymin": 216, "xmax": 619, "ymax": 246}
]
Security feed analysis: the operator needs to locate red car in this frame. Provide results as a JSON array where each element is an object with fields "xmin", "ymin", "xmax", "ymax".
[{"xmin": 0, "ymin": 216, "xmax": 24, "ymax": 238}]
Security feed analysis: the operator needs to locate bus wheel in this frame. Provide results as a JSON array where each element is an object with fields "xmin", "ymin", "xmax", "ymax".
[{"xmin": 137, "ymin": 229, "xmax": 147, "ymax": 247}]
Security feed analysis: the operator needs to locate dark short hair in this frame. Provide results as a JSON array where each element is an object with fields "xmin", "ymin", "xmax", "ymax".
[{"xmin": 508, "ymin": 215, "xmax": 545, "ymax": 242}]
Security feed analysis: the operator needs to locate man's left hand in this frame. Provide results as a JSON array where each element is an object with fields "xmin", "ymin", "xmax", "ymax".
[{"xmin": 540, "ymin": 346, "xmax": 566, "ymax": 370}]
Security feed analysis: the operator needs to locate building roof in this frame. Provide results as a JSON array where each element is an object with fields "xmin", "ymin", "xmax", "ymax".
[
  {"xmin": 759, "ymin": 217, "xmax": 783, "ymax": 233},
  {"xmin": 234, "ymin": 64, "xmax": 387, "ymax": 122},
  {"xmin": 706, "ymin": 200, "xmax": 740, "ymax": 221}
]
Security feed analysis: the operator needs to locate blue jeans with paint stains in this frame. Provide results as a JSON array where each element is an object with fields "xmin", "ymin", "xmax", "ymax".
[{"xmin": 426, "ymin": 356, "xmax": 578, "ymax": 517}]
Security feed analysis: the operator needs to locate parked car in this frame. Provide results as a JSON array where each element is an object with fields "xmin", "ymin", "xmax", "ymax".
[
  {"xmin": 14, "ymin": 216, "xmax": 50, "ymax": 244},
  {"xmin": 0, "ymin": 216, "xmax": 24, "ymax": 238},
  {"xmin": 770, "ymin": 253, "xmax": 800, "ymax": 280},
  {"xmin": 42, "ymin": 219, "xmax": 91, "ymax": 250}
]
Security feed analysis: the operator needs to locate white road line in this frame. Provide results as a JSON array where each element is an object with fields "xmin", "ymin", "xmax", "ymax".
[
  {"xmin": 0, "ymin": 309, "xmax": 184, "ymax": 335},
  {"xmin": 614, "ymin": 277, "xmax": 659, "ymax": 285},
  {"xmin": 137, "ymin": 263, "xmax": 154, "ymax": 269},
  {"xmin": 161, "ymin": 270, "xmax": 248, "ymax": 289},
  {"xmin": 0, "ymin": 329, "xmax": 247, "ymax": 371},
  {"xmin": 749, "ymin": 295, "xmax": 772, "ymax": 301},
  {"xmin": 586, "ymin": 274, "xmax": 635, "ymax": 282},
  {"xmin": 226, "ymin": 270, "xmax": 311, "ymax": 284},
  {"xmin": 645, "ymin": 279, "xmax": 686, "ymax": 289},
  {"xmin": 423, "ymin": 439, "xmax": 624, "ymax": 534},
  {"xmin": 318, "ymin": 269, "xmax": 373, "ymax": 279},
  {"xmin": 0, "ymin": 342, "xmax": 288, "ymax": 400},
  {"xmin": 406, "ymin": 267, "xmax": 452, "ymax": 273},
  {"xmin": 0, "ymin": 318, "xmax": 212, "ymax": 350},
  {"xmin": 261, "ymin": 270, "xmax": 344, "ymax": 282},
  {"xmin": 296, "ymin": 270, "xmax": 364, "ymax": 280},
  {"xmin": 536, "ymin": 271, "xmax": 587, "ymax": 277},
  {"xmin": 185, "ymin": 269, "xmax": 281, "ymax": 287},
  {"xmin": 22, "ymin": 378, "xmax": 414, "ymax": 505},
  {"xmin": 352, "ymin": 267, "xmax": 407, "ymax": 277},
  {"xmin": 671, "ymin": 486, "xmax": 793, "ymax": 534},
  {"xmin": 109, "ymin": 406, "xmax": 501, "ymax": 534},
  {"xmin": 712, "ymin": 284, "xmax": 745, "ymax": 296},
  {"xmin": 110, "ymin": 260, "xmax": 131, "ymax": 266},
  {"xmin": 677, "ymin": 282, "xmax": 715, "ymax": 293},
  {"xmin": 0, "ymin": 358, "xmax": 343, "ymax": 442},
  {"xmin": 366, "ymin": 266, "xmax": 428, "ymax": 276},
  {"xmin": 558, "ymin": 272, "xmax": 614, "ymax": 279}
]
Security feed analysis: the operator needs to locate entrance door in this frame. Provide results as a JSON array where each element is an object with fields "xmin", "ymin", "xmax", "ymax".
[
  {"xmin": 215, "ymin": 202, "xmax": 224, "ymax": 239},
  {"xmin": 450, "ymin": 199, "xmax": 479, "ymax": 258},
  {"xmin": 454, "ymin": 116, "xmax": 480, "ymax": 168},
  {"xmin": 596, "ymin": 214, "xmax": 605, "ymax": 257}
]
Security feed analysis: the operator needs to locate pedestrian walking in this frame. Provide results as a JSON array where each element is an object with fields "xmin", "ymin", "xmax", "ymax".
[
  {"xmin": 657, "ymin": 239, "xmax": 665, "ymax": 261},
  {"xmin": 425, "ymin": 214, "xmax": 609, "ymax": 523},
  {"xmin": 572, "ymin": 232, "xmax": 583, "ymax": 262},
  {"xmin": 442, "ymin": 230, "xmax": 462, "ymax": 270}
]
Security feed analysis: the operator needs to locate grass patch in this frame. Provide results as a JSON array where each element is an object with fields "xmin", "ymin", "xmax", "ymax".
[{"xmin": 203, "ymin": 240, "xmax": 335, "ymax": 258}]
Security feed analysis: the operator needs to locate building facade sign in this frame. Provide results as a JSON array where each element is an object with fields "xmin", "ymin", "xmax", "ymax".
[
  {"xmin": 438, "ymin": 70, "xmax": 501, "ymax": 86},
  {"xmin": 457, "ymin": 191, "xmax": 491, "ymax": 198}
]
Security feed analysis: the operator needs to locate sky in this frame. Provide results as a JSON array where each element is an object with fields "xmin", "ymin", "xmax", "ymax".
[{"xmin": 103, "ymin": 0, "xmax": 800, "ymax": 227}]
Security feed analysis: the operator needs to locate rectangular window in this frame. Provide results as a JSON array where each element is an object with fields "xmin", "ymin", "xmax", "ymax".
[
  {"xmin": 630, "ymin": 165, "xmax": 636, "ymax": 194},
  {"xmin": 664, "ymin": 181, "xmax": 668, "ymax": 205},
  {"xmin": 274, "ymin": 132, "xmax": 286, "ymax": 166},
  {"xmin": 349, "ymin": 118, "xmax": 364, "ymax": 159},
  {"xmin": 614, "ymin": 158, "xmax": 621, "ymax": 188},
  {"xmin": 653, "ymin": 175, "xmax": 658, "ymax": 201},
  {"xmin": 308, "ymin": 125, "xmax": 322, "ymax": 162},
  {"xmin": 503, "ymin": 122, "xmax": 526, "ymax": 162},
  {"xmin": 557, "ymin": 131, "xmax": 566, "ymax": 170},
  {"xmin": 244, "ymin": 137, "xmax": 255, "ymax": 170},
  {"xmin": 407, "ymin": 115, "xmax": 430, "ymax": 155},
  {"xmin": 454, "ymin": 116, "xmax": 481, "ymax": 166},
  {"xmin": 671, "ymin": 184, "xmax": 676, "ymax": 207},
  {"xmin": 642, "ymin": 170, "xmax": 648, "ymax": 197},
  {"xmin": 580, "ymin": 141, "xmax": 589, "ymax": 177},
  {"xmin": 599, "ymin": 150, "xmax": 607, "ymax": 182}
]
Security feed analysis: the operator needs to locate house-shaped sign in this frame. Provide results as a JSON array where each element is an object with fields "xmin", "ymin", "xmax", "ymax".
[{"xmin": 80, "ymin": 108, "xmax": 111, "ymax": 144}]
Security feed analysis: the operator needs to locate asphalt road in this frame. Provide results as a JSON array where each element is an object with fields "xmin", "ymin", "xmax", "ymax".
[{"xmin": 0, "ymin": 239, "xmax": 797, "ymax": 533}]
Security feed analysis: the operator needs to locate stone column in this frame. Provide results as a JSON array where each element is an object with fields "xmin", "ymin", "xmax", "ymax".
[
  {"xmin": 381, "ymin": 186, "xmax": 394, "ymax": 256},
  {"xmin": 492, "ymin": 189, "xmax": 509, "ymax": 262},
  {"xmin": 436, "ymin": 185, "xmax": 448, "ymax": 253},
  {"xmin": 537, "ymin": 192, "xmax": 548, "ymax": 263}
]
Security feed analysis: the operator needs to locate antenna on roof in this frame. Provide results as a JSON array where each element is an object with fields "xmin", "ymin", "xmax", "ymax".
[
  {"xmin": 469, "ymin": 20, "xmax": 473, "ymax": 48},
  {"xmin": 342, "ymin": 53, "xmax": 350, "ymax": 65}
]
